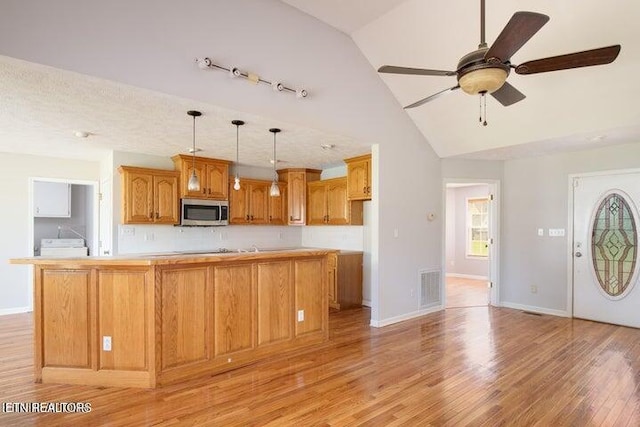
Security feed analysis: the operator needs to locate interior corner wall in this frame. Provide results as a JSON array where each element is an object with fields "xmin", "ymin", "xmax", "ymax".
[
  {"xmin": 375, "ymin": 139, "xmax": 441, "ymax": 324},
  {"xmin": 0, "ymin": 152, "xmax": 99, "ymax": 314},
  {"xmin": 501, "ymin": 142, "xmax": 640, "ymax": 314}
]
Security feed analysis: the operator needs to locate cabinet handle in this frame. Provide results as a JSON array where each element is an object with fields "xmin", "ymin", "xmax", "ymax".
[
  {"xmin": 208, "ymin": 188, "xmax": 211, "ymax": 194},
  {"xmin": 269, "ymin": 215, "xmax": 272, "ymax": 222},
  {"xmin": 367, "ymin": 186, "xmax": 371, "ymax": 193},
  {"xmin": 290, "ymin": 215, "xmax": 293, "ymax": 221},
  {"xmin": 202, "ymin": 188, "xmax": 206, "ymax": 194},
  {"xmin": 155, "ymin": 212, "xmax": 159, "ymax": 219},
  {"xmin": 363, "ymin": 186, "xmax": 366, "ymax": 193},
  {"xmin": 250, "ymin": 215, "xmax": 254, "ymax": 221},
  {"xmin": 149, "ymin": 211, "xmax": 153, "ymax": 219},
  {"xmin": 246, "ymin": 215, "xmax": 249, "ymax": 221}
]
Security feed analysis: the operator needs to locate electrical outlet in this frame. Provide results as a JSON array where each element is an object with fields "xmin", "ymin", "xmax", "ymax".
[
  {"xmin": 537, "ymin": 228, "xmax": 544, "ymax": 237},
  {"xmin": 548, "ymin": 228, "xmax": 566, "ymax": 237},
  {"xmin": 103, "ymin": 336, "xmax": 112, "ymax": 352},
  {"xmin": 530, "ymin": 285, "xmax": 538, "ymax": 294},
  {"xmin": 121, "ymin": 227, "xmax": 135, "ymax": 236},
  {"xmin": 297, "ymin": 310, "xmax": 304, "ymax": 322}
]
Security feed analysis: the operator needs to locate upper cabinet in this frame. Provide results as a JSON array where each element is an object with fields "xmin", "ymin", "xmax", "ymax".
[
  {"xmin": 307, "ymin": 177, "xmax": 363, "ymax": 226},
  {"xmin": 34, "ymin": 181, "xmax": 71, "ymax": 218},
  {"xmin": 344, "ymin": 154, "xmax": 372, "ymax": 201},
  {"xmin": 277, "ymin": 168, "xmax": 321, "ymax": 225},
  {"xmin": 229, "ymin": 179, "xmax": 287, "ymax": 225},
  {"xmin": 119, "ymin": 166, "xmax": 179, "ymax": 225},
  {"xmin": 172, "ymin": 154, "xmax": 230, "ymax": 200}
]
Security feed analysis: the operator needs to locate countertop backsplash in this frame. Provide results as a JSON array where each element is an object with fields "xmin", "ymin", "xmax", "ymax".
[{"xmin": 117, "ymin": 223, "xmax": 365, "ymax": 255}]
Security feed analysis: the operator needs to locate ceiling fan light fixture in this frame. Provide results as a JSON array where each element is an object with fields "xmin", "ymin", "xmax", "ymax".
[{"xmin": 458, "ymin": 67, "xmax": 508, "ymax": 95}]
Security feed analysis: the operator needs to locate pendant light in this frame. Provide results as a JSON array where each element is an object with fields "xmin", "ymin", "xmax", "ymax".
[
  {"xmin": 231, "ymin": 120, "xmax": 244, "ymax": 191},
  {"xmin": 269, "ymin": 128, "xmax": 281, "ymax": 197},
  {"xmin": 187, "ymin": 110, "xmax": 202, "ymax": 192}
]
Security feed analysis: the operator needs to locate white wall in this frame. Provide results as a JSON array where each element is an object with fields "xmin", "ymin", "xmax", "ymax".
[
  {"xmin": 501, "ymin": 142, "xmax": 640, "ymax": 315},
  {"xmin": 0, "ymin": 152, "xmax": 99, "ymax": 315}
]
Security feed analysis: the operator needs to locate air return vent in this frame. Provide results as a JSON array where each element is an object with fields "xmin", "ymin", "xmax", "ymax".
[{"xmin": 420, "ymin": 269, "xmax": 442, "ymax": 308}]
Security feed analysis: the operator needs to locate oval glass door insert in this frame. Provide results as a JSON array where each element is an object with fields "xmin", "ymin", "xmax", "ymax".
[{"xmin": 591, "ymin": 192, "xmax": 638, "ymax": 297}]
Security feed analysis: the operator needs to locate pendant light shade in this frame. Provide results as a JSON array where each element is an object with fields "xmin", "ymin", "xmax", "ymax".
[
  {"xmin": 187, "ymin": 110, "xmax": 202, "ymax": 192},
  {"xmin": 269, "ymin": 128, "xmax": 281, "ymax": 197},
  {"xmin": 232, "ymin": 120, "xmax": 244, "ymax": 191}
]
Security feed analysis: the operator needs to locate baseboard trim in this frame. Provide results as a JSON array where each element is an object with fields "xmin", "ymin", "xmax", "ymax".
[
  {"xmin": 446, "ymin": 273, "xmax": 488, "ymax": 280},
  {"xmin": 361, "ymin": 299, "xmax": 372, "ymax": 308},
  {"xmin": 0, "ymin": 306, "xmax": 31, "ymax": 316},
  {"xmin": 370, "ymin": 306, "xmax": 443, "ymax": 328},
  {"xmin": 500, "ymin": 301, "xmax": 570, "ymax": 318}
]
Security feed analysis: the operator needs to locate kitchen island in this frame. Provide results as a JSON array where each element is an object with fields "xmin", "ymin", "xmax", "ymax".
[{"xmin": 11, "ymin": 249, "xmax": 333, "ymax": 388}]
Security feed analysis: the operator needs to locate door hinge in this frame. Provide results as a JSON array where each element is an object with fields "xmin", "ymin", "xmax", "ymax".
[
  {"xmin": 490, "ymin": 194, "xmax": 494, "ymax": 201},
  {"xmin": 573, "ymin": 178, "xmax": 580, "ymax": 188},
  {"xmin": 490, "ymin": 238, "xmax": 494, "ymax": 244},
  {"xmin": 99, "ymin": 192, "xmax": 103, "ymax": 201},
  {"xmin": 488, "ymin": 281, "xmax": 493, "ymax": 288}
]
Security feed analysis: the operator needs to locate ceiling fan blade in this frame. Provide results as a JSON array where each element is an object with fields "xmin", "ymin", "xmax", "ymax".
[
  {"xmin": 378, "ymin": 65, "xmax": 456, "ymax": 77},
  {"xmin": 404, "ymin": 86, "xmax": 460, "ymax": 109},
  {"xmin": 490, "ymin": 81, "xmax": 525, "ymax": 106},
  {"xmin": 515, "ymin": 45, "xmax": 621, "ymax": 75},
  {"xmin": 485, "ymin": 12, "xmax": 549, "ymax": 63}
]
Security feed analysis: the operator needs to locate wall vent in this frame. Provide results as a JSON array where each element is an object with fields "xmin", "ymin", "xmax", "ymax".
[{"xmin": 420, "ymin": 269, "xmax": 442, "ymax": 308}]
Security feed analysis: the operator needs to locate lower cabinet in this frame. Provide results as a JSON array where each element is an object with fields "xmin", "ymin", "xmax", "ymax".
[
  {"xmin": 30, "ymin": 252, "xmax": 331, "ymax": 388},
  {"xmin": 328, "ymin": 252, "xmax": 363, "ymax": 310}
]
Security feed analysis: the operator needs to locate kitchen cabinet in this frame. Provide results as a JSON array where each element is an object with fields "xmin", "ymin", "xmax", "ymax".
[
  {"xmin": 328, "ymin": 251, "xmax": 363, "ymax": 310},
  {"xmin": 119, "ymin": 166, "xmax": 179, "ymax": 224},
  {"xmin": 307, "ymin": 177, "xmax": 363, "ymax": 225},
  {"xmin": 14, "ymin": 249, "xmax": 331, "ymax": 388},
  {"xmin": 277, "ymin": 168, "xmax": 321, "ymax": 225},
  {"xmin": 229, "ymin": 179, "xmax": 287, "ymax": 225},
  {"xmin": 34, "ymin": 181, "xmax": 71, "ymax": 218},
  {"xmin": 344, "ymin": 153, "xmax": 372, "ymax": 201},
  {"xmin": 172, "ymin": 154, "xmax": 231, "ymax": 200}
]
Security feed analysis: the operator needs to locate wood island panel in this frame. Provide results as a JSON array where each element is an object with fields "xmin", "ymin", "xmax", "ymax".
[
  {"xmin": 41, "ymin": 269, "xmax": 92, "ymax": 369},
  {"xmin": 160, "ymin": 267, "xmax": 210, "ymax": 370},
  {"xmin": 294, "ymin": 259, "xmax": 326, "ymax": 336},
  {"xmin": 256, "ymin": 261, "xmax": 292, "ymax": 346},
  {"xmin": 98, "ymin": 270, "xmax": 148, "ymax": 371},
  {"xmin": 13, "ymin": 249, "xmax": 333, "ymax": 388},
  {"xmin": 213, "ymin": 264, "xmax": 255, "ymax": 356}
]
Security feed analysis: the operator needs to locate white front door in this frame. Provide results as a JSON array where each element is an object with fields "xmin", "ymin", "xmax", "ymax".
[{"xmin": 573, "ymin": 172, "xmax": 640, "ymax": 328}]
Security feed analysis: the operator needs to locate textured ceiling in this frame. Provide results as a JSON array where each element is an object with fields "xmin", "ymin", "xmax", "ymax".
[
  {"xmin": 1, "ymin": 0, "xmax": 638, "ymax": 167},
  {"xmin": 0, "ymin": 55, "xmax": 367, "ymax": 169}
]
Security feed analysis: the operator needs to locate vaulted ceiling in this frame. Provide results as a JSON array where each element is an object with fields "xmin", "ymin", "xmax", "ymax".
[{"xmin": 1, "ymin": 0, "xmax": 638, "ymax": 167}]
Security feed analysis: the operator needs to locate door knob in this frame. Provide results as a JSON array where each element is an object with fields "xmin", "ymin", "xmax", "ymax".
[{"xmin": 575, "ymin": 252, "xmax": 582, "ymax": 257}]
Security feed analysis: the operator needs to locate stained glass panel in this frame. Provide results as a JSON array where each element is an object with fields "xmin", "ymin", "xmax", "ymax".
[{"xmin": 591, "ymin": 193, "xmax": 637, "ymax": 297}]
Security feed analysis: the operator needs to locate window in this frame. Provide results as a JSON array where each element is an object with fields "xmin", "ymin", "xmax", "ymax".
[{"xmin": 467, "ymin": 197, "xmax": 489, "ymax": 257}]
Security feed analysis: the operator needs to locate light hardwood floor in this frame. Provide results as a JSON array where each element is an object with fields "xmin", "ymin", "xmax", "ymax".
[
  {"xmin": 446, "ymin": 277, "xmax": 489, "ymax": 308},
  {"xmin": 2, "ymin": 307, "xmax": 640, "ymax": 426}
]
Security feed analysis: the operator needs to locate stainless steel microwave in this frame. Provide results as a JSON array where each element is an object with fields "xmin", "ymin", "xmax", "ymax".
[{"xmin": 180, "ymin": 198, "xmax": 229, "ymax": 226}]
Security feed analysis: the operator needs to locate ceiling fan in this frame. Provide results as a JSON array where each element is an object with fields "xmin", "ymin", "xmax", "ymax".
[{"xmin": 378, "ymin": 0, "xmax": 621, "ymax": 113}]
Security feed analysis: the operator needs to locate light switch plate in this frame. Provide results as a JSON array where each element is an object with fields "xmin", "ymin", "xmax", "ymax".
[{"xmin": 548, "ymin": 228, "xmax": 566, "ymax": 237}]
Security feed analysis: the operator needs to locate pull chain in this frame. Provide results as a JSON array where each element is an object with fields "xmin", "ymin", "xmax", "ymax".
[{"xmin": 479, "ymin": 92, "xmax": 488, "ymax": 126}]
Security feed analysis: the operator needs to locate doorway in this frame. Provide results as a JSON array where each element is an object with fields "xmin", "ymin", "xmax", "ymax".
[
  {"xmin": 27, "ymin": 177, "xmax": 100, "ymax": 309},
  {"xmin": 443, "ymin": 180, "xmax": 500, "ymax": 308},
  {"xmin": 571, "ymin": 170, "xmax": 640, "ymax": 328}
]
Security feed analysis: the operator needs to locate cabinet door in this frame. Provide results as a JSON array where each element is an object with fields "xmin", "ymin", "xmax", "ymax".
[
  {"xmin": 326, "ymin": 179, "xmax": 349, "ymax": 225},
  {"xmin": 268, "ymin": 183, "xmax": 287, "ymax": 225},
  {"xmin": 327, "ymin": 254, "xmax": 338, "ymax": 309},
  {"xmin": 34, "ymin": 181, "xmax": 71, "ymax": 218},
  {"xmin": 123, "ymin": 171, "xmax": 154, "ymax": 223},
  {"xmin": 306, "ymin": 182, "xmax": 327, "ymax": 225},
  {"xmin": 205, "ymin": 162, "xmax": 229, "ymax": 200},
  {"xmin": 181, "ymin": 160, "xmax": 208, "ymax": 199},
  {"xmin": 248, "ymin": 183, "xmax": 269, "ymax": 224},
  {"xmin": 229, "ymin": 185, "xmax": 250, "ymax": 224},
  {"xmin": 347, "ymin": 158, "xmax": 371, "ymax": 200},
  {"xmin": 154, "ymin": 175, "xmax": 179, "ymax": 224},
  {"xmin": 287, "ymin": 171, "xmax": 306, "ymax": 225}
]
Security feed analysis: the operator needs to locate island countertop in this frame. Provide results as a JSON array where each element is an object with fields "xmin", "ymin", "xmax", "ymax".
[
  {"xmin": 13, "ymin": 248, "xmax": 332, "ymax": 388},
  {"xmin": 10, "ymin": 247, "xmax": 337, "ymax": 266}
]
